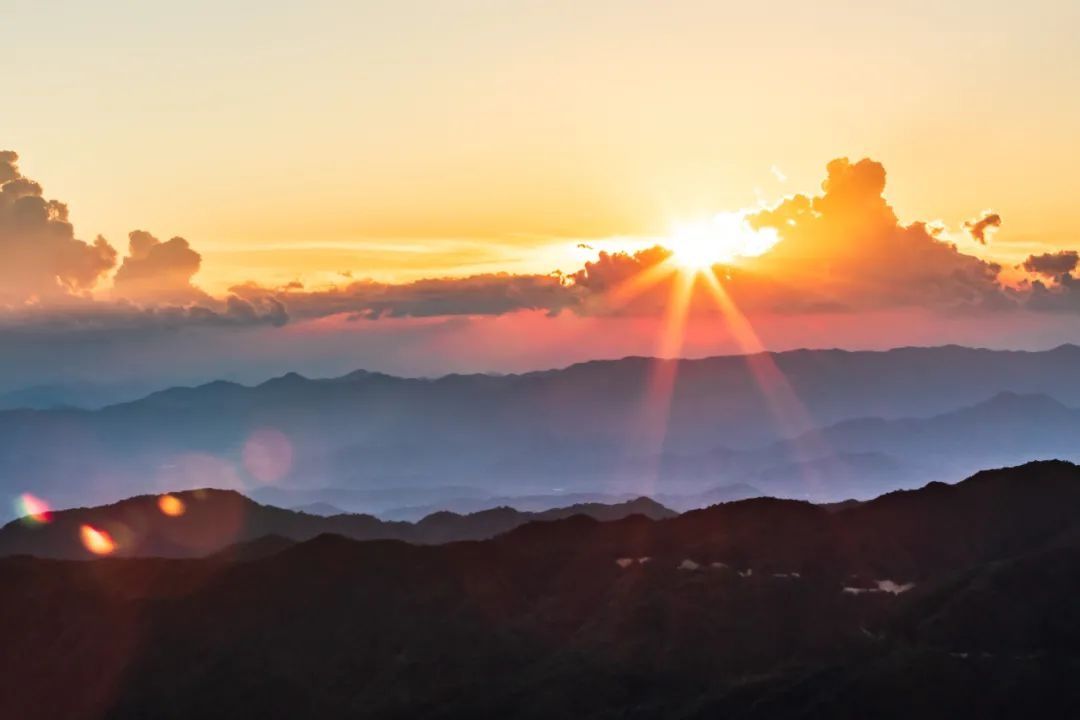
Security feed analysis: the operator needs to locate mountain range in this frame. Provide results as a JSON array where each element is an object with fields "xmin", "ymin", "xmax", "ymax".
[
  {"xmin": 1, "ymin": 460, "xmax": 1078, "ymax": 719},
  {"xmin": 6, "ymin": 344, "xmax": 1080, "ymax": 512},
  {"xmin": 0, "ymin": 491, "xmax": 675, "ymax": 560}
]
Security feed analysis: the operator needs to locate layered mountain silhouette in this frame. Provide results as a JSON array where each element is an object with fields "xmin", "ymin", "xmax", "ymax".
[
  {"xmin": 0, "ymin": 491, "xmax": 675, "ymax": 559},
  {"xmin": 1, "ymin": 461, "xmax": 1079, "ymax": 718},
  {"xmin": 6, "ymin": 345, "xmax": 1080, "ymax": 512}
]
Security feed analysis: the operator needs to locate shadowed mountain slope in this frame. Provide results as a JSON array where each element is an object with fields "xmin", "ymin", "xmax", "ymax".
[
  {"xmin": 1, "ymin": 461, "xmax": 1079, "ymax": 718},
  {"xmin": 0, "ymin": 490, "xmax": 675, "ymax": 559}
]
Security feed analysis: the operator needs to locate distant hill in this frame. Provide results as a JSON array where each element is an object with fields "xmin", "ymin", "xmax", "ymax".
[
  {"xmin": 378, "ymin": 483, "xmax": 763, "ymax": 519},
  {"xmin": 0, "ymin": 490, "xmax": 676, "ymax": 559},
  {"xmin": 291, "ymin": 501, "xmax": 348, "ymax": 516},
  {"xmin": 752, "ymin": 391, "xmax": 1080, "ymax": 496},
  {"xmin": 0, "ymin": 380, "xmax": 158, "ymax": 410},
  {"xmin": 7, "ymin": 345, "xmax": 1080, "ymax": 508},
  {"xmin": 1, "ymin": 461, "xmax": 1079, "ymax": 718}
]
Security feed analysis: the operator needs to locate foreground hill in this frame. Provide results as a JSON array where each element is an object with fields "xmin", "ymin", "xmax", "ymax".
[
  {"xmin": 0, "ymin": 491, "xmax": 675, "ymax": 559},
  {"xmin": 1, "ymin": 461, "xmax": 1079, "ymax": 718},
  {"xmin": 7, "ymin": 345, "xmax": 1080, "ymax": 509}
]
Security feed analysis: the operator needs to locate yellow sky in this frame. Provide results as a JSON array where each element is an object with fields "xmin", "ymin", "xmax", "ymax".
[{"xmin": 6, "ymin": 0, "xmax": 1079, "ymax": 292}]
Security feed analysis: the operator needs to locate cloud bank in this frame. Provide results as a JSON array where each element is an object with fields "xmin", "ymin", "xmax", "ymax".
[{"xmin": 4, "ymin": 150, "xmax": 1080, "ymax": 343}]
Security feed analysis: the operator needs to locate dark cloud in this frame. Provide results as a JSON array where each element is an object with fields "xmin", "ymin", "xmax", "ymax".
[
  {"xmin": 0, "ymin": 295, "xmax": 287, "ymax": 335},
  {"xmin": 0, "ymin": 151, "xmax": 117, "ymax": 303},
  {"xmin": 1022, "ymin": 251, "xmax": 1079, "ymax": 278},
  {"xmin": 1017, "ymin": 252, "xmax": 1080, "ymax": 313},
  {"xmin": 113, "ymin": 231, "xmax": 209, "ymax": 304},
  {"xmin": 964, "ymin": 211, "xmax": 1002, "ymax": 245},
  {"xmin": 233, "ymin": 273, "xmax": 577, "ymax": 320},
  {"xmin": 1025, "ymin": 274, "xmax": 1080, "ymax": 312},
  {"xmin": 570, "ymin": 246, "xmax": 671, "ymax": 294}
]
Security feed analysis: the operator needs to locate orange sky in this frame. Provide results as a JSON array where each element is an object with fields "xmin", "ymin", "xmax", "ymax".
[
  {"xmin": 7, "ymin": 1, "xmax": 1080, "ymax": 396},
  {"xmin": 6, "ymin": 1, "xmax": 1080, "ymax": 294}
]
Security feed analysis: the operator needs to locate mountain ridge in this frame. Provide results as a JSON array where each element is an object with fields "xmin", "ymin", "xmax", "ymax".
[
  {"xmin": 8, "ymin": 345, "xmax": 1080, "ymax": 510},
  {"xmin": 3, "ymin": 460, "xmax": 1079, "ymax": 719}
]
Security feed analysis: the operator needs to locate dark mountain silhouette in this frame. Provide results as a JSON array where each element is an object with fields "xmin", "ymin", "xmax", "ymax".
[
  {"xmin": 9, "ymin": 345, "xmax": 1080, "ymax": 510},
  {"xmin": 0, "ymin": 490, "xmax": 675, "ymax": 559},
  {"xmin": 291, "ymin": 501, "xmax": 348, "ymax": 516},
  {"xmin": 1, "ymin": 461, "xmax": 1079, "ymax": 719},
  {"xmin": 377, "ymin": 483, "xmax": 763, "ymax": 519}
]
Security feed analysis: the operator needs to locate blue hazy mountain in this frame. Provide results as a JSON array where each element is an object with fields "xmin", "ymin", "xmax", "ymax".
[{"xmin": 5, "ymin": 345, "xmax": 1080, "ymax": 510}]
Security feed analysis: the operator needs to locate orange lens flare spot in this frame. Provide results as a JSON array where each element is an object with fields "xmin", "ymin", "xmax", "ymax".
[
  {"xmin": 17, "ymin": 493, "xmax": 52, "ymax": 524},
  {"xmin": 158, "ymin": 494, "xmax": 186, "ymax": 517},
  {"xmin": 79, "ymin": 524, "xmax": 116, "ymax": 556}
]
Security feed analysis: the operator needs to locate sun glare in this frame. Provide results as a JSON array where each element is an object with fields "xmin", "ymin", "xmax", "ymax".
[{"xmin": 665, "ymin": 212, "xmax": 778, "ymax": 271}]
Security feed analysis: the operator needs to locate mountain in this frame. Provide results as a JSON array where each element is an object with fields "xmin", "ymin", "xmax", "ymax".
[
  {"xmin": 8, "ymin": 344, "xmax": 1080, "ymax": 509},
  {"xmin": 1, "ymin": 461, "xmax": 1078, "ymax": 719},
  {"xmin": 291, "ymin": 501, "xmax": 348, "ymax": 516},
  {"xmin": 0, "ymin": 490, "xmax": 676, "ymax": 559},
  {"xmin": 0, "ymin": 380, "xmax": 161, "ymax": 410},
  {"xmin": 378, "ymin": 483, "xmax": 763, "ymax": 520},
  {"xmin": 754, "ymin": 391, "xmax": 1080, "ymax": 497}
]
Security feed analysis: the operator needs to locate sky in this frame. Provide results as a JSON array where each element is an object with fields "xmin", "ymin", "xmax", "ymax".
[{"xmin": 4, "ymin": 0, "xmax": 1080, "ymax": 391}]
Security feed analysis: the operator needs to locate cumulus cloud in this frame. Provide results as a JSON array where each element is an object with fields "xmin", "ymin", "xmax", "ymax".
[
  {"xmin": 0, "ymin": 152, "xmax": 282, "ymax": 333},
  {"xmin": 0, "ymin": 151, "xmax": 117, "ymax": 304},
  {"xmin": 746, "ymin": 158, "xmax": 1008, "ymax": 312},
  {"xmin": 1022, "ymin": 251, "xmax": 1079, "ymax": 278},
  {"xmin": 570, "ymin": 246, "xmax": 671, "ymax": 295},
  {"xmin": 113, "ymin": 231, "xmax": 209, "ymax": 304},
  {"xmin": 8, "ymin": 149, "xmax": 1080, "ymax": 340},
  {"xmin": 1024, "ymin": 274, "xmax": 1080, "ymax": 313},
  {"xmin": 1016, "ymin": 252, "xmax": 1080, "ymax": 312},
  {"xmin": 223, "ymin": 158, "xmax": 1066, "ymax": 321},
  {"xmin": 964, "ymin": 211, "xmax": 1002, "ymax": 245}
]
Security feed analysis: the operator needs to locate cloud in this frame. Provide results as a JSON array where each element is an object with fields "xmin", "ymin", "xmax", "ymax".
[
  {"xmin": 963, "ymin": 211, "xmax": 1002, "ymax": 245},
  {"xmin": 113, "ymin": 231, "xmax": 209, "ymax": 304},
  {"xmin": 221, "ymin": 158, "xmax": 1068, "ymax": 321},
  {"xmin": 570, "ymin": 246, "xmax": 671, "ymax": 295},
  {"xmin": 1022, "ymin": 251, "xmax": 1079, "ymax": 278},
  {"xmin": 0, "ymin": 152, "xmax": 283, "ymax": 334},
  {"xmin": 0, "ymin": 151, "xmax": 117, "ymax": 304},
  {"xmin": 746, "ymin": 158, "xmax": 1008, "ymax": 312},
  {"xmin": 1024, "ymin": 273, "xmax": 1080, "ymax": 313},
  {"xmin": 0, "ymin": 296, "xmax": 288, "ymax": 335},
  {"xmin": 1015, "ymin": 252, "xmax": 1080, "ymax": 312},
  {"xmin": 231, "ymin": 272, "xmax": 577, "ymax": 320},
  {"xmin": 7, "ymin": 148, "xmax": 1080, "ymax": 351}
]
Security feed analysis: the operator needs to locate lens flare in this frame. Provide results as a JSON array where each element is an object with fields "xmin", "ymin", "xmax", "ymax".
[
  {"xmin": 242, "ymin": 428, "xmax": 294, "ymax": 484},
  {"xmin": 16, "ymin": 493, "xmax": 52, "ymax": 524},
  {"xmin": 79, "ymin": 524, "xmax": 116, "ymax": 556},
  {"xmin": 158, "ymin": 494, "xmax": 186, "ymax": 517}
]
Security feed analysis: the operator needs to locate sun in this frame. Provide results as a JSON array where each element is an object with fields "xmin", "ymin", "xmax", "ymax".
[{"xmin": 665, "ymin": 212, "xmax": 779, "ymax": 271}]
